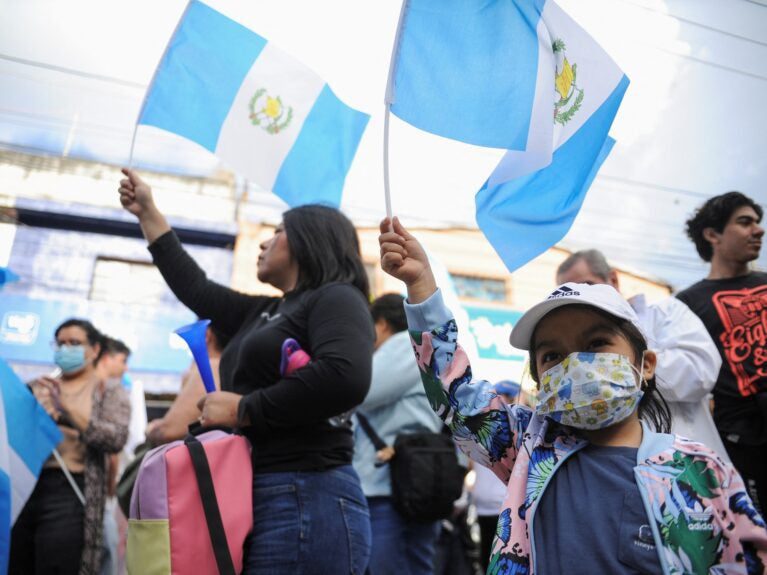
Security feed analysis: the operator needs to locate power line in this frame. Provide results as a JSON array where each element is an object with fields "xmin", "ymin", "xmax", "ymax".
[
  {"xmin": 657, "ymin": 48, "xmax": 767, "ymax": 81},
  {"xmin": 574, "ymin": 208, "xmax": 697, "ymax": 229},
  {"xmin": 595, "ymin": 174, "xmax": 714, "ymax": 199},
  {"xmin": 618, "ymin": 0, "xmax": 767, "ymax": 47},
  {"xmin": 0, "ymin": 66, "xmax": 141, "ymax": 101},
  {"xmin": 0, "ymin": 108, "xmax": 130, "ymax": 137},
  {"xmin": 0, "ymin": 53, "xmax": 146, "ymax": 89}
]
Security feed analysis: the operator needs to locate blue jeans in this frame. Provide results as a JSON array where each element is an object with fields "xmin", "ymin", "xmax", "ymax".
[
  {"xmin": 366, "ymin": 497, "xmax": 440, "ymax": 575},
  {"xmin": 244, "ymin": 465, "xmax": 371, "ymax": 575}
]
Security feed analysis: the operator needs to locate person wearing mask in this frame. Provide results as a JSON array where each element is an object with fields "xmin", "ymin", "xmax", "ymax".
[
  {"xmin": 556, "ymin": 249, "xmax": 728, "ymax": 460},
  {"xmin": 353, "ymin": 293, "xmax": 443, "ymax": 575},
  {"xmin": 379, "ymin": 217, "xmax": 767, "ymax": 574},
  {"xmin": 145, "ymin": 324, "xmax": 229, "ymax": 444},
  {"xmin": 11, "ymin": 319, "xmax": 130, "ymax": 575},
  {"xmin": 677, "ymin": 191, "xmax": 767, "ymax": 512},
  {"xmin": 118, "ymin": 169, "xmax": 374, "ymax": 573}
]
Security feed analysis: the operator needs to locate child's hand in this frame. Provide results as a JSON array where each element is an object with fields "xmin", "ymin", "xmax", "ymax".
[{"xmin": 378, "ymin": 217, "xmax": 436, "ymax": 303}]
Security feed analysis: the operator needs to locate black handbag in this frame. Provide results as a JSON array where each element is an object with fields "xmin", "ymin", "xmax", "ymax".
[{"xmin": 357, "ymin": 413, "xmax": 466, "ymax": 523}]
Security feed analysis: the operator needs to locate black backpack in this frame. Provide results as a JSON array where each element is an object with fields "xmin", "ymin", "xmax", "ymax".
[{"xmin": 357, "ymin": 414, "xmax": 466, "ymax": 523}]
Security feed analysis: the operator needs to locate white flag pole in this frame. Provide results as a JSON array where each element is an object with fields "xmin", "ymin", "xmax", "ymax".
[
  {"xmin": 383, "ymin": 0, "xmax": 410, "ymax": 222},
  {"xmin": 127, "ymin": 125, "xmax": 139, "ymax": 170},
  {"xmin": 382, "ymin": 106, "xmax": 392, "ymax": 220},
  {"xmin": 127, "ymin": 0, "xmax": 193, "ymax": 169}
]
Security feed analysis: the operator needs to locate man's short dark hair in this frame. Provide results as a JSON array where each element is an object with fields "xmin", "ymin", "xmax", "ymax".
[
  {"xmin": 556, "ymin": 249, "xmax": 612, "ymax": 282},
  {"xmin": 103, "ymin": 336, "xmax": 131, "ymax": 358},
  {"xmin": 685, "ymin": 192, "xmax": 763, "ymax": 262},
  {"xmin": 370, "ymin": 293, "xmax": 408, "ymax": 334}
]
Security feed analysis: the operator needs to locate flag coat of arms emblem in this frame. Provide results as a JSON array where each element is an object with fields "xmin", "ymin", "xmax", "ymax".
[
  {"xmin": 249, "ymin": 89, "xmax": 293, "ymax": 134},
  {"xmin": 388, "ymin": 0, "xmax": 629, "ymax": 272},
  {"xmin": 138, "ymin": 0, "xmax": 369, "ymax": 208},
  {"xmin": 476, "ymin": 0, "xmax": 628, "ymax": 271}
]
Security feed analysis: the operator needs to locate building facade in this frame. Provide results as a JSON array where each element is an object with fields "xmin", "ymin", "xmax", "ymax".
[{"xmin": 0, "ymin": 150, "xmax": 671, "ymax": 393}]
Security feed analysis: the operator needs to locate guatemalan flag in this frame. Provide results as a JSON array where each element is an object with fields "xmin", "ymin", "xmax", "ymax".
[
  {"xmin": 0, "ymin": 359, "xmax": 61, "ymax": 574},
  {"xmin": 138, "ymin": 0, "xmax": 370, "ymax": 208},
  {"xmin": 388, "ymin": 0, "xmax": 628, "ymax": 271}
]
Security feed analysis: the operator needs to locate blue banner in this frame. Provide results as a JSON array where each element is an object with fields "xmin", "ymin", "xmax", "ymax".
[
  {"xmin": 0, "ymin": 295, "xmax": 195, "ymax": 373},
  {"xmin": 464, "ymin": 305, "xmax": 525, "ymax": 362}
]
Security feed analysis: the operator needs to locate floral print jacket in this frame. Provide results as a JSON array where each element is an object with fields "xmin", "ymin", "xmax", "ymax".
[{"xmin": 404, "ymin": 290, "xmax": 767, "ymax": 575}]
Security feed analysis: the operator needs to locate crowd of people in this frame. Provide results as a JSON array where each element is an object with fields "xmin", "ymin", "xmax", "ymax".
[{"xmin": 7, "ymin": 174, "xmax": 767, "ymax": 574}]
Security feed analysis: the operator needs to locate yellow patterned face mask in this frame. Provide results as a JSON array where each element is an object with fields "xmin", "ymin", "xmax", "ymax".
[{"xmin": 535, "ymin": 352, "xmax": 644, "ymax": 430}]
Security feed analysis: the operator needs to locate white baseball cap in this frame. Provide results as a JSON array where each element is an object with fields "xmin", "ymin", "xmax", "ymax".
[{"xmin": 509, "ymin": 282, "xmax": 645, "ymax": 350}]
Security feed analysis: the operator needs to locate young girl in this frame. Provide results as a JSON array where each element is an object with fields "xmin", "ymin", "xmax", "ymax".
[{"xmin": 379, "ymin": 217, "xmax": 767, "ymax": 574}]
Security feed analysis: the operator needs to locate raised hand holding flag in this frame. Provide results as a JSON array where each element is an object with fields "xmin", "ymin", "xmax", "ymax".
[{"xmin": 134, "ymin": 0, "xmax": 369, "ymax": 208}]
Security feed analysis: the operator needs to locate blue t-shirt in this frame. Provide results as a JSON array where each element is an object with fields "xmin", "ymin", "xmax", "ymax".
[{"xmin": 533, "ymin": 444, "xmax": 662, "ymax": 574}]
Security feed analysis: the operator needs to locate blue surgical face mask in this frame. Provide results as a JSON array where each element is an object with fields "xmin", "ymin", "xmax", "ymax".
[{"xmin": 54, "ymin": 345, "xmax": 87, "ymax": 374}]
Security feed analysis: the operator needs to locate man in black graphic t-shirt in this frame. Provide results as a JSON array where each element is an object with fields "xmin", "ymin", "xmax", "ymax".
[{"xmin": 677, "ymin": 191, "xmax": 766, "ymax": 512}]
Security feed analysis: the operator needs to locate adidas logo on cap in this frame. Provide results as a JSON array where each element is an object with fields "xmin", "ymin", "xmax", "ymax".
[{"xmin": 547, "ymin": 285, "xmax": 581, "ymax": 299}]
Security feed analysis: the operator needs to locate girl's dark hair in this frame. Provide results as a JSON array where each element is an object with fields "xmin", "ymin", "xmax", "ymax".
[
  {"xmin": 685, "ymin": 191, "xmax": 763, "ymax": 262},
  {"xmin": 282, "ymin": 204, "xmax": 370, "ymax": 299},
  {"xmin": 55, "ymin": 318, "xmax": 105, "ymax": 364},
  {"xmin": 528, "ymin": 305, "xmax": 672, "ymax": 434}
]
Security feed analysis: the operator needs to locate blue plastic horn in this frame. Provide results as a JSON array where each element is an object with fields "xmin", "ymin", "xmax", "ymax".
[{"xmin": 174, "ymin": 319, "xmax": 216, "ymax": 393}]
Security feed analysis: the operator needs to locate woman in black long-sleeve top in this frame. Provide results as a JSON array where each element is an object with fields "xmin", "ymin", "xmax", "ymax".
[{"xmin": 119, "ymin": 168, "xmax": 374, "ymax": 574}]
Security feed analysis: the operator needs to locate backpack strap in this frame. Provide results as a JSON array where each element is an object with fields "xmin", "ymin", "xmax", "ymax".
[
  {"xmin": 185, "ymin": 435, "xmax": 236, "ymax": 575},
  {"xmin": 355, "ymin": 412, "xmax": 389, "ymax": 452}
]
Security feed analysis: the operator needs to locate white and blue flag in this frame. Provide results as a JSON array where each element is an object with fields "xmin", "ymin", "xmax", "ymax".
[
  {"xmin": 138, "ymin": 0, "xmax": 369, "ymax": 208},
  {"xmin": 0, "ymin": 358, "xmax": 61, "ymax": 574},
  {"xmin": 476, "ymin": 1, "xmax": 628, "ymax": 271},
  {"xmin": 389, "ymin": 0, "xmax": 554, "ymax": 159},
  {"xmin": 388, "ymin": 0, "xmax": 628, "ymax": 271}
]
